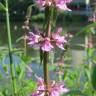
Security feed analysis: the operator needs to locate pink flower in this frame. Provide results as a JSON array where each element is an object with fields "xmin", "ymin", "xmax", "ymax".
[
  {"xmin": 28, "ymin": 32, "xmax": 40, "ymax": 45},
  {"xmin": 52, "ymin": 27, "xmax": 67, "ymax": 50},
  {"xmin": 35, "ymin": 0, "xmax": 72, "ymax": 11},
  {"xmin": 32, "ymin": 77, "xmax": 69, "ymax": 96},
  {"xmin": 41, "ymin": 37, "xmax": 54, "ymax": 52}
]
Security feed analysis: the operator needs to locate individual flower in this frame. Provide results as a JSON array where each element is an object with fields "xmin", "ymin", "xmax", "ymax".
[
  {"xmin": 55, "ymin": 38, "xmax": 66, "ymax": 50},
  {"xmin": 49, "ymin": 81, "xmax": 69, "ymax": 96},
  {"xmin": 56, "ymin": 0, "xmax": 72, "ymax": 11},
  {"xmin": 36, "ymin": 0, "xmax": 52, "ymax": 7},
  {"xmin": 41, "ymin": 37, "xmax": 54, "ymax": 52},
  {"xmin": 28, "ymin": 32, "xmax": 40, "ymax": 46},
  {"xmin": 58, "ymin": 83, "xmax": 69, "ymax": 93},
  {"xmin": 52, "ymin": 27, "xmax": 67, "ymax": 50},
  {"xmin": 32, "ymin": 77, "xmax": 69, "ymax": 96}
]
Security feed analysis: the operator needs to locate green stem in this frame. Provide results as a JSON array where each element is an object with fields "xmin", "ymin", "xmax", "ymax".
[
  {"xmin": 5, "ymin": 0, "xmax": 17, "ymax": 95},
  {"xmin": 45, "ymin": 6, "xmax": 52, "ymax": 36}
]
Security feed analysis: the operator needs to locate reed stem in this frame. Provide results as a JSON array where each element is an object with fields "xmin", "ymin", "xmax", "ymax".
[{"xmin": 5, "ymin": 0, "xmax": 17, "ymax": 95}]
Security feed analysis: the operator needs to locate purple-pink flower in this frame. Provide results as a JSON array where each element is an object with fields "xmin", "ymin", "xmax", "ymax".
[
  {"xmin": 32, "ymin": 77, "xmax": 69, "ymax": 96},
  {"xmin": 28, "ymin": 32, "xmax": 40, "ymax": 46},
  {"xmin": 41, "ymin": 37, "xmax": 54, "ymax": 52},
  {"xmin": 35, "ymin": 0, "xmax": 72, "ymax": 11},
  {"xmin": 27, "ymin": 28, "xmax": 72, "ymax": 52}
]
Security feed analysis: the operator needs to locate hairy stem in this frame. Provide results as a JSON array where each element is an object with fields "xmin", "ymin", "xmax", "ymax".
[
  {"xmin": 43, "ymin": 6, "xmax": 52, "ymax": 96},
  {"xmin": 43, "ymin": 52, "xmax": 49, "ymax": 96}
]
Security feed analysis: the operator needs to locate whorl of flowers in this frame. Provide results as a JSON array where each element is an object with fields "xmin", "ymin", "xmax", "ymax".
[
  {"xmin": 32, "ymin": 77, "xmax": 69, "ymax": 96},
  {"xmin": 27, "ymin": 27, "xmax": 72, "ymax": 52},
  {"xmin": 35, "ymin": 0, "xmax": 72, "ymax": 11}
]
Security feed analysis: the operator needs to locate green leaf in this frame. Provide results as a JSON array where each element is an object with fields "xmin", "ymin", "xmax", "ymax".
[
  {"xmin": 0, "ymin": 72, "xmax": 3, "ymax": 80},
  {"xmin": 31, "ymin": 13, "xmax": 44, "ymax": 20},
  {"xmin": 23, "ymin": 80, "xmax": 37, "ymax": 93},
  {"xmin": 85, "ymin": 68, "xmax": 91, "ymax": 81},
  {"xmin": 91, "ymin": 65, "xmax": 96, "ymax": 90},
  {"xmin": 64, "ymin": 89, "xmax": 87, "ymax": 96},
  {"xmin": 40, "ymin": 48, "xmax": 44, "ymax": 65},
  {"xmin": 0, "ymin": 3, "xmax": 6, "ymax": 11},
  {"xmin": 49, "ymin": 65, "xmax": 56, "ymax": 71},
  {"xmin": 18, "ymin": 62, "xmax": 26, "ymax": 80},
  {"xmin": 16, "ymin": 36, "xmax": 24, "ymax": 43}
]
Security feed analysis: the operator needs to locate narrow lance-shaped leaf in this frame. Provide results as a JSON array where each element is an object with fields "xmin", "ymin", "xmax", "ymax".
[
  {"xmin": 26, "ymin": 4, "xmax": 33, "ymax": 19},
  {"xmin": 40, "ymin": 48, "xmax": 44, "ymax": 65},
  {"xmin": 0, "ymin": 2, "xmax": 6, "ymax": 11},
  {"xmin": 91, "ymin": 64, "xmax": 96, "ymax": 90},
  {"xmin": 52, "ymin": 7, "xmax": 57, "ymax": 28}
]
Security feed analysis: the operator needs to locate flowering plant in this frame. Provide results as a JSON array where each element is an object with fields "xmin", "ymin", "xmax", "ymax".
[{"xmin": 27, "ymin": 0, "xmax": 73, "ymax": 95}]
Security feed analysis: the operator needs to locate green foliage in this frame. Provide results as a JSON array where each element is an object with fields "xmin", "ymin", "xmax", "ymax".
[{"xmin": 77, "ymin": 22, "xmax": 96, "ymax": 36}]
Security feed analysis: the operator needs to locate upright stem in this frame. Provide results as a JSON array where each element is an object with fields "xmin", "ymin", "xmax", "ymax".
[
  {"xmin": 43, "ymin": 6, "xmax": 52, "ymax": 96},
  {"xmin": 45, "ymin": 6, "xmax": 52, "ymax": 37},
  {"xmin": 5, "ymin": 0, "xmax": 16, "ymax": 95}
]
